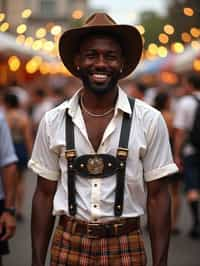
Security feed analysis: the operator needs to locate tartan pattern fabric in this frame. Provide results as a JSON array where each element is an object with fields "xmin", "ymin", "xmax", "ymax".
[{"xmin": 50, "ymin": 224, "xmax": 147, "ymax": 266}]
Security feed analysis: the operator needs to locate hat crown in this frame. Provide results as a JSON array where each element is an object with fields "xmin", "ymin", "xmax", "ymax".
[{"xmin": 84, "ymin": 13, "xmax": 117, "ymax": 27}]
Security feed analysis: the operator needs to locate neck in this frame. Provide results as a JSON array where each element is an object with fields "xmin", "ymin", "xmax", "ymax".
[{"xmin": 81, "ymin": 87, "xmax": 118, "ymax": 110}]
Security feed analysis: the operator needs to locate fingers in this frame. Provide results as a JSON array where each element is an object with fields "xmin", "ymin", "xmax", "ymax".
[
  {"xmin": 0, "ymin": 222, "xmax": 16, "ymax": 241},
  {"xmin": 0, "ymin": 213, "xmax": 16, "ymax": 241}
]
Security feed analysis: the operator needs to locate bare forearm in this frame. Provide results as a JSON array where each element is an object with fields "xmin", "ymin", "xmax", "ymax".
[
  {"xmin": 174, "ymin": 129, "xmax": 186, "ymax": 158},
  {"xmin": 2, "ymin": 164, "xmax": 17, "ymax": 208},
  {"xmin": 31, "ymin": 185, "xmax": 56, "ymax": 266},
  {"xmin": 147, "ymin": 179, "xmax": 171, "ymax": 266}
]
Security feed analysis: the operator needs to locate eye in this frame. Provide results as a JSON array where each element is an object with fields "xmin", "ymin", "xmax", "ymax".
[
  {"xmin": 106, "ymin": 53, "xmax": 118, "ymax": 60},
  {"xmin": 83, "ymin": 52, "xmax": 96, "ymax": 59}
]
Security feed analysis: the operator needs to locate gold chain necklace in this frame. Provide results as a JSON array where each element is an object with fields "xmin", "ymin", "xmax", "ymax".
[{"xmin": 80, "ymin": 95, "xmax": 114, "ymax": 118}]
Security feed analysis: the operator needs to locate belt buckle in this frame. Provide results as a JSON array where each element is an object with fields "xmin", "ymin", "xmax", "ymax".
[
  {"xmin": 113, "ymin": 223, "xmax": 123, "ymax": 235},
  {"xmin": 87, "ymin": 223, "xmax": 101, "ymax": 239}
]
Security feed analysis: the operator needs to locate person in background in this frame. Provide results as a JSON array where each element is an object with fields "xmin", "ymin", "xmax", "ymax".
[
  {"xmin": 154, "ymin": 92, "xmax": 182, "ymax": 234},
  {"xmin": 3, "ymin": 92, "xmax": 33, "ymax": 221},
  {"xmin": 29, "ymin": 13, "xmax": 178, "ymax": 266},
  {"xmin": 31, "ymin": 88, "xmax": 54, "ymax": 135},
  {"xmin": 124, "ymin": 80, "xmax": 147, "ymax": 101},
  {"xmin": 0, "ymin": 111, "xmax": 18, "ymax": 266},
  {"xmin": 174, "ymin": 74, "xmax": 200, "ymax": 239}
]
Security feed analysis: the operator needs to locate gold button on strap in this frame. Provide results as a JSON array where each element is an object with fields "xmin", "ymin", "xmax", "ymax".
[
  {"xmin": 117, "ymin": 147, "xmax": 128, "ymax": 158},
  {"xmin": 65, "ymin": 149, "xmax": 76, "ymax": 159}
]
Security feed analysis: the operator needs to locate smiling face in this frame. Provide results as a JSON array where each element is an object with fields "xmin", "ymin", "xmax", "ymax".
[{"xmin": 75, "ymin": 34, "xmax": 124, "ymax": 95}]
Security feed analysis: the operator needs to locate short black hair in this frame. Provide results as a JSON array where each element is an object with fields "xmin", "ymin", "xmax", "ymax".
[
  {"xmin": 153, "ymin": 92, "xmax": 170, "ymax": 111},
  {"xmin": 4, "ymin": 93, "xmax": 19, "ymax": 108},
  {"xmin": 187, "ymin": 74, "xmax": 200, "ymax": 90},
  {"xmin": 135, "ymin": 82, "xmax": 147, "ymax": 94}
]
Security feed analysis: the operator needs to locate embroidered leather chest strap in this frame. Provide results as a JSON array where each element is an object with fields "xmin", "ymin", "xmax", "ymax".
[
  {"xmin": 114, "ymin": 97, "xmax": 135, "ymax": 216},
  {"xmin": 65, "ymin": 109, "xmax": 77, "ymax": 216}
]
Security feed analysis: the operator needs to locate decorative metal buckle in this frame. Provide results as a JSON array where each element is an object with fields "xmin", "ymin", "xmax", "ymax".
[
  {"xmin": 113, "ymin": 223, "xmax": 123, "ymax": 235},
  {"xmin": 117, "ymin": 147, "xmax": 128, "ymax": 158},
  {"xmin": 87, "ymin": 223, "xmax": 101, "ymax": 239},
  {"xmin": 86, "ymin": 156, "xmax": 104, "ymax": 175},
  {"xmin": 65, "ymin": 149, "xmax": 76, "ymax": 159}
]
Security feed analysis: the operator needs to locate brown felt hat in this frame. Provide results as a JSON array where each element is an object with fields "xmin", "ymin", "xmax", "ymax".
[{"xmin": 59, "ymin": 13, "xmax": 143, "ymax": 79}]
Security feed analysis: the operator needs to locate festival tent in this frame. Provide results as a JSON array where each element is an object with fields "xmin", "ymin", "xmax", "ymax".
[
  {"xmin": 0, "ymin": 32, "xmax": 57, "ymax": 62},
  {"xmin": 172, "ymin": 44, "xmax": 200, "ymax": 73}
]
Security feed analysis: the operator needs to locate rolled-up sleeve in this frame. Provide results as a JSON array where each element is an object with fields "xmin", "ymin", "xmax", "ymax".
[
  {"xmin": 0, "ymin": 115, "xmax": 18, "ymax": 167},
  {"xmin": 28, "ymin": 114, "xmax": 60, "ymax": 181},
  {"xmin": 143, "ymin": 113, "xmax": 178, "ymax": 182}
]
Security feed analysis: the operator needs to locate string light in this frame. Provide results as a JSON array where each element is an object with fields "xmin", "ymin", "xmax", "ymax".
[
  {"xmin": 16, "ymin": 35, "xmax": 26, "ymax": 44},
  {"xmin": 35, "ymin": 28, "xmax": 47, "ymax": 39},
  {"xmin": 158, "ymin": 46, "xmax": 168, "ymax": 58},
  {"xmin": 16, "ymin": 24, "xmax": 27, "ymax": 34},
  {"xmin": 171, "ymin": 42, "xmax": 184, "ymax": 53},
  {"xmin": 51, "ymin": 25, "xmax": 62, "ymax": 36},
  {"xmin": 0, "ymin": 22, "xmax": 9, "ymax": 32},
  {"xmin": 8, "ymin": 56, "xmax": 21, "ymax": 72},
  {"xmin": 183, "ymin": 7, "xmax": 194, "ymax": 16},
  {"xmin": 193, "ymin": 59, "xmax": 200, "ymax": 71},
  {"xmin": 158, "ymin": 33, "xmax": 169, "ymax": 44},
  {"xmin": 163, "ymin": 24, "xmax": 175, "ymax": 35},
  {"xmin": 181, "ymin": 32, "xmax": 192, "ymax": 43},
  {"xmin": 21, "ymin": 9, "xmax": 32, "ymax": 19},
  {"xmin": 190, "ymin": 27, "xmax": 200, "ymax": 38},
  {"xmin": 72, "ymin": 10, "xmax": 84, "ymax": 19},
  {"xmin": 0, "ymin": 13, "xmax": 5, "ymax": 22},
  {"xmin": 148, "ymin": 43, "xmax": 158, "ymax": 56}
]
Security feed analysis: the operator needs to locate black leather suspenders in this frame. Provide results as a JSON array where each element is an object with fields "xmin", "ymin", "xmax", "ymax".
[
  {"xmin": 65, "ymin": 97, "xmax": 135, "ymax": 216},
  {"xmin": 65, "ymin": 109, "xmax": 77, "ymax": 215},
  {"xmin": 115, "ymin": 97, "xmax": 135, "ymax": 216}
]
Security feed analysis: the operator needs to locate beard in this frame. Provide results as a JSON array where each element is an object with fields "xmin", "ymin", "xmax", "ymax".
[{"xmin": 78, "ymin": 68, "xmax": 120, "ymax": 95}]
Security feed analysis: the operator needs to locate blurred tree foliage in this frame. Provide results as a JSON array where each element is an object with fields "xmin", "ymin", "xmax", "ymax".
[
  {"xmin": 139, "ymin": 11, "xmax": 168, "ymax": 48},
  {"xmin": 167, "ymin": 0, "xmax": 200, "ymax": 43},
  {"xmin": 139, "ymin": 0, "xmax": 200, "ymax": 48}
]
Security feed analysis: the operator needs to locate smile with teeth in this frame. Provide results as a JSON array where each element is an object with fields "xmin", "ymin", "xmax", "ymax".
[{"xmin": 92, "ymin": 73, "xmax": 109, "ymax": 82}]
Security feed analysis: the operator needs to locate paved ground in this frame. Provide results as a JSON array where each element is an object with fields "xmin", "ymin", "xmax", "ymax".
[{"xmin": 4, "ymin": 169, "xmax": 200, "ymax": 266}]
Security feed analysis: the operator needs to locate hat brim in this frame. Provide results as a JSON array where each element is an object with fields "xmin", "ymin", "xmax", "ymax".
[{"xmin": 59, "ymin": 25, "xmax": 143, "ymax": 79}]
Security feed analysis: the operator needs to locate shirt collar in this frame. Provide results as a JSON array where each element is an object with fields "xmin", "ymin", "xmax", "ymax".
[
  {"xmin": 65, "ymin": 86, "xmax": 132, "ymax": 117},
  {"xmin": 116, "ymin": 86, "xmax": 132, "ymax": 115}
]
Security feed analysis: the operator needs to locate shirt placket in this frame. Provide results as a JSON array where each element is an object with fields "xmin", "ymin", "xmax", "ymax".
[{"xmin": 90, "ymin": 115, "xmax": 118, "ymax": 220}]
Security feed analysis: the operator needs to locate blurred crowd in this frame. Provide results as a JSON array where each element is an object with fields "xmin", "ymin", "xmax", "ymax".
[{"xmin": 0, "ymin": 71, "xmax": 199, "ymax": 239}]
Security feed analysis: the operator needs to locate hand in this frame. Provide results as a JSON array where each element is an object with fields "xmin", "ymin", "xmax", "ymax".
[
  {"xmin": 174, "ymin": 155, "xmax": 183, "ymax": 172},
  {"xmin": 0, "ymin": 212, "xmax": 16, "ymax": 241}
]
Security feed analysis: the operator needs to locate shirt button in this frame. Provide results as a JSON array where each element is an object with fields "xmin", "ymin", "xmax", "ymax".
[
  {"xmin": 93, "ymin": 204, "xmax": 97, "ymax": 208},
  {"xmin": 94, "ymin": 183, "xmax": 98, "ymax": 187}
]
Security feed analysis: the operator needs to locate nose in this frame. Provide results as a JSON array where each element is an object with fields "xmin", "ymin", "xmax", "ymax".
[{"xmin": 94, "ymin": 54, "xmax": 107, "ymax": 68}]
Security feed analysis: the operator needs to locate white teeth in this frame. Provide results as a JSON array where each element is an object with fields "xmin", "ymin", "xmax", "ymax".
[{"xmin": 93, "ymin": 74, "xmax": 107, "ymax": 78}]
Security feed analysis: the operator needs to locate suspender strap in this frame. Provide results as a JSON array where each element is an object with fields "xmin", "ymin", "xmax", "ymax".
[
  {"xmin": 114, "ymin": 97, "xmax": 135, "ymax": 216},
  {"xmin": 65, "ymin": 109, "xmax": 77, "ymax": 216},
  {"xmin": 65, "ymin": 96, "xmax": 135, "ymax": 217}
]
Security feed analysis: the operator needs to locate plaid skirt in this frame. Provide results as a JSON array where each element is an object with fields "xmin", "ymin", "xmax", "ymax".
[{"xmin": 50, "ymin": 223, "xmax": 147, "ymax": 266}]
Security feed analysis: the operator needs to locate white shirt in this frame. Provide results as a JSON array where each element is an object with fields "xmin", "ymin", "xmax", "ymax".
[
  {"xmin": 0, "ymin": 112, "xmax": 18, "ymax": 199},
  {"xmin": 173, "ymin": 92, "xmax": 200, "ymax": 156},
  {"xmin": 28, "ymin": 87, "xmax": 178, "ymax": 221}
]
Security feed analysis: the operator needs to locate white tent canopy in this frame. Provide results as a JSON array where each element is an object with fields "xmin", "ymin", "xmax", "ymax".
[
  {"xmin": 0, "ymin": 32, "xmax": 57, "ymax": 62},
  {"xmin": 173, "ymin": 44, "xmax": 200, "ymax": 72}
]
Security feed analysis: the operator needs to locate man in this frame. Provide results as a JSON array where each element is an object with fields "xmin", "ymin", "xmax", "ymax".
[
  {"xmin": 174, "ymin": 74, "xmax": 200, "ymax": 239},
  {"xmin": 0, "ymin": 111, "xmax": 18, "ymax": 266},
  {"xmin": 29, "ymin": 13, "xmax": 178, "ymax": 266}
]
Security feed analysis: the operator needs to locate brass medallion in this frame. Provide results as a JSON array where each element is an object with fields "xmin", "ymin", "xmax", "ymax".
[{"xmin": 87, "ymin": 156, "xmax": 104, "ymax": 175}]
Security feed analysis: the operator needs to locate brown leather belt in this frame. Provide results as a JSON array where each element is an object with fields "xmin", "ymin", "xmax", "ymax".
[{"xmin": 59, "ymin": 216, "xmax": 140, "ymax": 239}]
